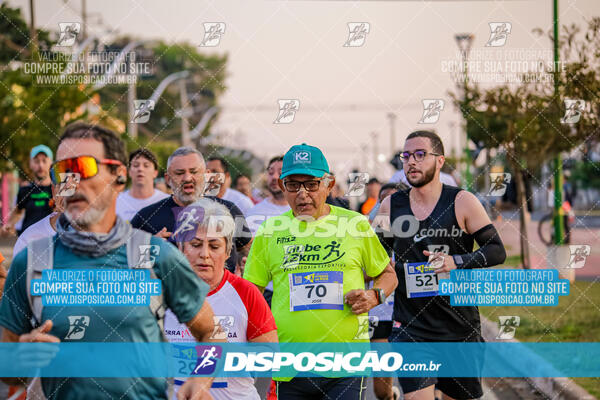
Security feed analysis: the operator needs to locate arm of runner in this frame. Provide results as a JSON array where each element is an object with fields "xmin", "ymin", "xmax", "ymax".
[
  {"xmin": 371, "ymin": 196, "xmax": 394, "ymax": 256},
  {"xmin": 178, "ymin": 302, "xmax": 225, "ymax": 400},
  {"xmin": 426, "ymin": 190, "xmax": 506, "ymax": 272},
  {"xmin": 1, "ymin": 321, "xmax": 61, "ymax": 385},
  {"xmin": 345, "ymin": 263, "xmax": 397, "ymax": 315}
]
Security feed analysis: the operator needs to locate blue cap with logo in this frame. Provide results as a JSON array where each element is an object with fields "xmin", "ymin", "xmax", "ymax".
[
  {"xmin": 30, "ymin": 144, "xmax": 53, "ymax": 161},
  {"xmin": 280, "ymin": 143, "xmax": 330, "ymax": 179}
]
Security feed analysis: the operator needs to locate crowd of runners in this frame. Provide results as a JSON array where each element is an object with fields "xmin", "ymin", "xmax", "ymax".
[{"xmin": 0, "ymin": 122, "xmax": 506, "ymax": 400}]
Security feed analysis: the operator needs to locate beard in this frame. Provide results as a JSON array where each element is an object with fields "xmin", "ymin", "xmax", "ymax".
[
  {"xmin": 407, "ymin": 163, "xmax": 436, "ymax": 188},
  {"xmin": 171, "ymin": 181, "xmax": 203, "ymax": 205},
  {"xmin": 65, "ymin": 192, "xmax": 110, "ymax": 229},
  {"xmin": 267, "ymin": 182, "xmax": 283, "ymax": 198}
]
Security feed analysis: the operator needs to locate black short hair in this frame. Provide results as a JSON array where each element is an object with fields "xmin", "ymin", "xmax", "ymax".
[
  {"xmin": 368, "ymin": 177, "xmax": 380, "ymax": 185},
  {"xmin": 267, "ymin": 155, "xmax": 284, "ymax": 169},
  {"xmin": 59, "ymin": 122, "xmax": 127, "ymax": 172},
  {"xmin": 129, "ymin": 148, "xmax": 159, "ymax": 170},
  {"xmin": 233, "ymin": 174, "xmax": 250, "ymax": 186},
  {"xmin": 405, "ymin": 130, "xmax": 445, "ymax": 156},
  {"xmin": 207, "ymin": 156, "xmax": 228, "ymax": 173},
  {"xmin": 379, "ymin": 182, "xmax": 409, "ymax": 197}
]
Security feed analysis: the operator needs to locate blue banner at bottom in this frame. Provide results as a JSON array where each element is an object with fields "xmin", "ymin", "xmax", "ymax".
[{"xmin": 0, "ymin": 342, "xmax": 599, "ymax": 378}]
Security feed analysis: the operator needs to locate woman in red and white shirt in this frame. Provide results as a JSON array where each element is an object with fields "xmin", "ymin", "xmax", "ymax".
[{"xmin": 166, "ymin": 198, "xmax": 277, "ymax": 400}]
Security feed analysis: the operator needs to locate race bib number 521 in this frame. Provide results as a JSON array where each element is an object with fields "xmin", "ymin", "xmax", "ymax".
[
  {"xmin": 404, "ymin": 262, "xmax": 448, "ymax": 298},
  {"xmin": 289, "ymin": 271, "xmax": 343, "ymax": 311}
]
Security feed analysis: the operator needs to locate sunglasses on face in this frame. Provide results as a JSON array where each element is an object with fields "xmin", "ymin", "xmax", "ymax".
[
  {"xmin": 283, "ymin": 179, "xmax": 324, "ymax": 193},
  {"xmin": 50, "ymin": 156, "xmax": 123, "ymax": 184},
  {"xmin": 399, "ymin": 150, "xmax": 441, "ymax": 163}
]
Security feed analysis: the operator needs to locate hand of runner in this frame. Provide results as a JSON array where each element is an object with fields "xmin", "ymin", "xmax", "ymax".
[
  {"xmin": 155, "ymin": 227, "xmax": 172, "ymax": 239},
  {"xmin": 177, "ymin": 377, "xmax": 214, "ymax": 400},
  {"xmin": 344, "ymin": 289, "xmax": 379, "ymax": 314},
  {"xmin": 18, "ymin": 320, "xmax": 60, "ymax": 343},
  {"xmin": 423, "ymin": 250, "xmax": 457, "ymax": 273}
]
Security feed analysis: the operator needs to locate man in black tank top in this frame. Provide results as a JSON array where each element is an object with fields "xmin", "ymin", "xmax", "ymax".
[{"xmin": 374, "ymin": 131, "xmax": 506, "ymax": 400}]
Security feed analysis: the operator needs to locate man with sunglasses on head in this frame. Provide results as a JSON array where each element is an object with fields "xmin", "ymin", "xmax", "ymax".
[
  {"xmin": 130, "ymin": 147, "xmax": 252, "ymax": 272},
  {"xmin": 0, "ymin": 122, "xmax": 221, "ymax": 399},
  {"xmin": 375, "ymin": 131, "xmax": 506, "ymax": 400},
  {"xmin": 243, "ymin": 143, "xmax": 397, "ymax": 400}
]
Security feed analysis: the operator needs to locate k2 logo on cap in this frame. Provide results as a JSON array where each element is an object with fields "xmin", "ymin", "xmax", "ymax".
[
  {"xmin": 561, "ymin": 99, "xmax": 586, "ymax": 124},
  {"xmin": 345, "ymin": 172, "xmax": 369, "ymax": 197},
  {"xmin": 203, "ymin": 172, "xmax": 226, "ymax": 197},
  {"xmin": 57, "ymin": 172, "xmax": 80, "ymax": 197},
  {"xmin": 418, "ymin": 99, "xmax": 444, "ymax": 124},
  {"xmin": 496, "ymin": 315, "xmax": 519, "ymax": 340},
  {"xmin": 65, "ymin": 316, "xmax": 90, "ymax": 340},
  {"xmin": 57, "ymin": 23, "xmax": 81, "ymax": 46},
  {"xmin": 137, "ymin": 245, "xmax": 160, "ymax": 268},
  {"xmin": 488, "ymin": 173, "xmax": 511, "ymax": 196},
  {"xmin": 274, "ymin": 99, "xmax": 300, "ymax": 124},
  {"xmin": 293, "ymin": 151, "xmax": 311, "ymax": 164},
  {"xmin": 566, "ymin": 245, "xmax": 591, "ymax": 269},
  {"xmin": 199, "ymin": 22, "xmax": 226, "ymax": 47},
  {"xmin": 344, "ymin": 22, "xmax": 370, "ymax": 47},
  {"xmin": 192, "ymin": 345, "xmax": 222, "ymax": 375},
  {"xmin": 486, "ymin": 22, "xmax": 512, "ymax": 47},
  {"xmin": 131, "ymin": 100, "xmax": 155, "ymax": 123}
]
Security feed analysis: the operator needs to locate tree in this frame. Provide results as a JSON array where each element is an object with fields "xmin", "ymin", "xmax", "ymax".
[
  {"xmin": 450, "ymin": 18, "xmax": 600, "ymax": 268},
  {"xmin": 0, "ymin": 5, "xmax": 89, "ymax": 177}
]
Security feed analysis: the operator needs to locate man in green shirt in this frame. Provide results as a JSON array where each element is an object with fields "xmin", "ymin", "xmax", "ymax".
[
  {"xmin": 0, "ymin": 122, "xmax": 222, "ymax": 399},
  {"xmin": 244, "ymin": 143, "xmax": 397, "ymax": 399}
]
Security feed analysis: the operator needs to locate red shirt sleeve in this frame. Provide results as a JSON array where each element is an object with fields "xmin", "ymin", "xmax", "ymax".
[{"xmin": 228, "ymin": 272, "xmax": 277, "ymax": 340}]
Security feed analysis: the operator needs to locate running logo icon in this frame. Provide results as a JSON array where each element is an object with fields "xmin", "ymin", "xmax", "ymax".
[
  {"xmin": 192, "ymin": 345, "xmax": 222, "ymax": 375},
  {"xmin": 496, "ymin": 316, "xmax": 520, "ymax": 340},
  {"xmin": 136, "ymin": 245, "xmax": 160, "ymax": 268},
  {"xmin": 57, "ymin": 23, "xmax": 81, "ymax": 46},
  {"xmin": 354, "ymin": 315, "xmax": 378, "ymax": 340},
  {"xmin": 427, "ymin": 244, "xmax": 449, "ymax": 269},
  {"xmin": 199, "ymin": 23, "xmax": 226, "ymax": 47},
  {"xmin": 203, "ymin": 173, "xmax": 226, "ymax": 196},
  {"xmin": 566, "ymin": 245, "xmax": 591, "ymax": 269},
  {"xmin": 488, "ymin": 173, "xmax": 511, "ymax": 196},
  {"xmin": 131, "ymin": 100, "xmax": 155, "ymax": 123},
  {"xmin": 173, "ymin": 206, "xmax": 205, "ymax": 243},
  {"xmin": 418, "ymin": 99, "xmax": 444, "ymax": 124},
  {"xmin": 485, "ymin": 22, "xmax": 512, "ymax": 47},
  {"xmin": 345, "ymin": 173, "xmax": 369, "ymax": 197},
  {"xmin": 343, "ymin": 22, "xmax": 370, "ymax": 47},
  {"xmin": 561, "ymin": 99, "xmax": 586, "ymax": 124},
  {"xmin": 211, "ymin": 316, "xmax": 235, "ymax": 340},
  {"xmin": 65, "ymin": 316, "xmax": 90, "ymax": 340},
  {"xmin": 57, "ymin": 172, "xmax": 80, "ymax": 197},
  {"xmin": 274, "ymin": 99, "xmax": 300, "ymax": 124}
]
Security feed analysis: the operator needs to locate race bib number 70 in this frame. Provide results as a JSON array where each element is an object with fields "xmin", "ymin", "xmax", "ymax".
[{"xmin": 289, "ymin": 271, "xmax": 344, "ymax": 311}]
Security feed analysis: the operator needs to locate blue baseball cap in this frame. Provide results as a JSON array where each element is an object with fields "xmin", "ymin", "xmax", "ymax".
[
  {"xmin": 30, "ymin": 145, "xmax": 53, "ymax": 161},
  {"xmin": 280, "ymin": 143, "xmax": 330, "ymax": 179}
]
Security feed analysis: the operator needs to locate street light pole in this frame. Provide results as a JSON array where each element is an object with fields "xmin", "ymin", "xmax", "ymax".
[
  {"xmin": 387, "ymin": 112, "xmax": 397, "ymax": 158},
  {"xmin": 455, "ymin": 33, "xmax": 474, "ymax": 191},
  {"xmin": 553, "ymin": 0, "xmax": 565, "ymax": 244}
]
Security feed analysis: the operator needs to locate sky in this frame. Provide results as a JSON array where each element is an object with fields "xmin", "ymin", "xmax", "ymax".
[{"xmin": 8, "ymin": 0, "xmax": 599, "ymax": 180}]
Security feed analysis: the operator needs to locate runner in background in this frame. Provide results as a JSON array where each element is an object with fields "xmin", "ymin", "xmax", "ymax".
[
  {"xmin": 131, "ymin": 147, "xmax": 252, "ymax": 273},
  {"xmin": 246, "ymin": 156, "xmax": 290, "ymax": 305},
  {"xmin": 166, "ymin": 198, "xmax": 278, "ymax": 399},
  {"xmin": 358, "ymin": 178, "xmax": 381, "ymax": 215},
  {"xmin": 206, "ymin": 157, "xmax": 255, "ymax": 216},
  {"xmin": 116, "ymin": 148, "xmax": 168, "ymax": 221},
  {"xmin": 244, "ymin": 143, "xmax": 397, "ymax": 400},
  {"xmin": 2, "ymin": 145, "xmax": 53, "ymax": 236},
  {"xmin": 233, "ymin": 174, "xmax": 259, "ymax": 204},
  {"xmin": 376, "ymin": 130, "xmax": 506, "ymax": 400}
]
